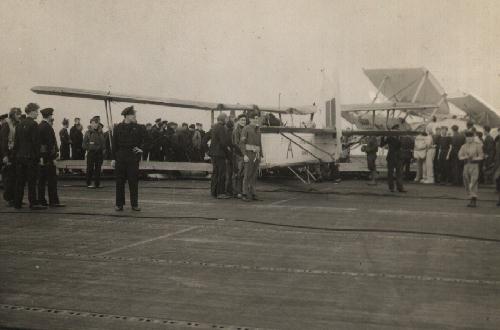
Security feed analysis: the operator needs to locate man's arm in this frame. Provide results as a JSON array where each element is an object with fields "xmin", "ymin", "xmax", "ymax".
[{"xmin": 0, "ymin": 122, "xmax": 9, "ymax": 158}]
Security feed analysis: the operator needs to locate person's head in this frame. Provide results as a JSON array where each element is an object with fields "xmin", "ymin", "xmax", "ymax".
[
  {"xmin": 226, "ymin": 120, "xmax": 234, "ymax": 130},
  {"xmin": 168, "ymin": 122, "xmax": 178, "ymax": 131},
  {"xmin": 440, "ymin": 126, "xmax": 448, "ymax": 136},
  {"xmin": 62, "ymin": 118, "xmax": 69, "ymax": 127},
  {"xmin": 236, "ymin": 114, "xmax": 247, "ymax": 127},
  {"xmin": 146, "ymin": 123, "xmax": 152, "ymax": 130},
  {"xmin": 155, "ymin": 118, "xmax": 161, "ymax": 126},
  {"xmin": 248, "ymin": 111, "xmax": 259, "ymax": 126},
  {"xmin": 484, "ymin": 125, "xmax": 491, "ymax": 133},
  {"xmin": 451, "ymin": 125, "xmax": 459, "ymax": 133},
  {"xmin": 25, "ymin": 103, "xmax": 40, "ymax": 119},
  {"xmin": 90, "ymin": 116, "xmax": 99, "ymax": 130},
  {"xmin": 188, "ymin": 124, "xmax": 195, "ymax": 131},
  {"xmin": 40, "ymin": 108, "xmax": 54, "ymax": 121},
  {"xmin": 9, "ymin": 107, "xmax": 22, "ymax": 122},
  {"xmin": 435, "ymin": 127, "xmax": 441, "ymax": 135},
  {"xmin": 77, "ymin": 123, "xmax": 83, "ymax": 131},
  {"xmin": 98, "ymin": 123, "xmax": 104, "ymax": 132},
  {"xmin": 465, "ymin": 131, "xmax": 474, "ymax": 143},
  {"xmin": 466, "ymin": 121, "xmax": 474, "ymax": 129},
  {"xmin": 121, "ymin": 106, "xmax": 136, "ymax": 123},
  {"xmin": 196, "ymin": 123, "xmax": 203, "ymax": 130},
  {"xmin": 0, "ymin": 113, "xmax": 7, "ymax": 123},
  {"xmin": 217, "ymin": 113, "xmax": 228, "ymax": 124},
  {"xmin": 181, "ymin": 122, "xmax": 188, "ymax": 129},
  {"xmin": 161, "ymin": 121, "xmax": 168, "ymax": 129},
  {"xmin": 477, "ymin": 131, "xmax": 483, "ymax": 139},
  {"xmin": 74, "ymin": 117, "xmax": 80, "ymax": 125}
]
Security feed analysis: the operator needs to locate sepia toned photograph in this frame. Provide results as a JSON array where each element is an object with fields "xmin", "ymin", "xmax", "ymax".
[{"xmin": 0, "ymin": 0, "xmax": 499, "ymax": 329}]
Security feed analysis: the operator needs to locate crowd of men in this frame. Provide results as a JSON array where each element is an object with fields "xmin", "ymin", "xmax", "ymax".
[
  {"xmin": 363, "ymin": 122, "xmax": 500, "ymax": 207},
  {"xmin": 0, "ymin": 103, "xmax": 264, "ymax": 211}
]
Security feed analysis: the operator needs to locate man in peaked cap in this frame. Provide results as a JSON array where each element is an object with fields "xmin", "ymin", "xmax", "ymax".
[
  {"xmin": 13, "ymin": 103, "xmax": 46, "ymax": 209},
  {"xmin": 112, "ymin": 106, "xmax": 145, "ymax": 211},
  {"xmin": 83, "ymin": 116, "xmax": 106, "ymax": 188},
  {"xmin": 38, "ymin": 108, "xmax": 65, "ymax": 207},
  {"xmin": 150, "ymin": 118, "xmax": 162, "ymax": 161}
]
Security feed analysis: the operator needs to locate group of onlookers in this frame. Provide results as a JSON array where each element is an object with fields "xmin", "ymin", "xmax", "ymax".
[
  {"xmin": 363, "ymin": 121, "xmax": 500, "ymax": 207},
  {"xmin": 0, "ymin": 104, "xmax": 65, "ymax": 209}
]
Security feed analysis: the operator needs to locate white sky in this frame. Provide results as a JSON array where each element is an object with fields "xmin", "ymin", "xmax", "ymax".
[{"xmin": 1, "ymin": 0, "xmax": 499, "ymax": 130}]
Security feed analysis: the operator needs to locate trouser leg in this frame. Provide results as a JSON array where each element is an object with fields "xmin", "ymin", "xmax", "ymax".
[
  {"xmin": 14, "ymin": 162, "xmax": 26, "ymax": 207},
  {"xmin": 28, "ymin": 162, "xmax": 38, "ymax": 206},
  {"xmin": 395, "ymin": 160, "xmax": 404, "ymax": 191},
  {"xmin": 115, "ymin": 159, "xmax": 126, "ymax": 207},
  {"xmin": 468, "ymin": 164, "xmax": 479, "ymax": 198},
  {"xmin": 463, "ymin": 165, "xmax": 471, "ymax": 198},
  {"xmin": 94, "ymin": 158, "xmax": 102, "ymax": 187},
  {"xmin": 225, "ymin": 158, "xmax": 233, "ymax": 196},
  {"xmin": 47, "ymin": 162, "xmax": 59, "ymax": 205},
  {"xmin": 3, "ymin": 163, "xmax": 16, "ymax": 202},
  {"xmin": 211, "ymin": 160, "xmax": 217, "ymax": 197},
  {"xmin": 127, "ymin": 159, "xmax": 139, "ymax": 207},
  {"xmin": 387, "ymin": 161, "xmax": 395, "ymax": 190},
  {"xmin": 38, "ymin": 165, "xmax": 47, "ymax": 204},
  {"xmin": 215, "ymin": 157, "xmax": 226, "ymax": 196},
  {"xmin": 249, "ymin": 157, "xmax": 260, "ymax": 196},
  {"xmin": 86, "ymin": 154, "xmax": 94, "ymax": 186},
  {"xmin": 425, "ymin": 149, "xmax": 435, "ymax": 183}
]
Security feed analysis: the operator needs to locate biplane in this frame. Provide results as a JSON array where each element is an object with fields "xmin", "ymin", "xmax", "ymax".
[{"xmin": 31, "ymin": 86, "xmax": 344, "ymax": 183}]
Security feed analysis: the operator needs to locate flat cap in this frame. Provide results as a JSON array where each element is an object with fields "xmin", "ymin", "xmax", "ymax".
[
  {"xmin": 90, "ymin": 116, "xmax": 100, "ymax": 123},
  {"xmin": 40, "ymin": 108, "xmax": 54, "ymax": 118},
  {"xmin": 0, "ymin": 113, "xmax": 8, "ymax": 120},
  {"xmin": 217, "ymin": 113, "xmax": 227, "ymax": 121},
  {"xmin": 155, "ymin": 118, "xmax": 162, "ymax": 123},
  {"xmin": 62, "ymin": 118, "xmax": 69, "ymax": 125},
  {"xmin": 121, "ymin": 106, "xmax": 135, "ymax": 116}
]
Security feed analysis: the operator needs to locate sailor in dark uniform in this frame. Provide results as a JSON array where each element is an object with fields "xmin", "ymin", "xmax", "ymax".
[
  {"xmin": 59, "ymin": 118, "xmax": 71, "ymax": 160},
  {"xmin": 112, "ymin": 106, "xmax": 145, "ymax": 211},
  {"xmin": 380, "ymin": 125, "xmax": 407, "ymax": 193},
  {"xmin": 13, "ymin": 103, "xmax": 46, "ymax": 210},
  {"xmin": 37, "ymin": 108, "xmax": 65, "ymax": 207}
]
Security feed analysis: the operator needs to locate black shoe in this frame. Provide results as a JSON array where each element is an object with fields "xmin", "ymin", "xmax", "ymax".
[
  {"xmin": 241, "ymin": 196, "xmax": 251, "ymax": 202},
  {"xmin": 131, "ymin": 206, "xmax": 141, "ymax": 211},
  {"xmin": 251, "ymin": 195, "xmax": 262, "ymax": 201},
  {"xmin": 49, "ymin": 203, "xmax": 66, "ymax": 208},
  {"xmin": 115, "ymin": 206, "xmax": 123, "ymax": 211},
  {"xmin": 467, "ymin": 198, "xmax": 477, "ymax": 208},
  {"xmin": 30, "ymin": 205, "xmax": 47, "ymax": 210},
  {"xmin": 217, "ymin": 194, "xmax": 231, "ymax": 199},
  {"xmin": 398, "ymin": 189, "xmax": 407, "ymax": 193}
]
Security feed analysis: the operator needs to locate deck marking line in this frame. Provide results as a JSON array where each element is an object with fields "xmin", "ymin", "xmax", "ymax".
[{"xmin": 97, "ymin": 226, "xmax": 199, "ymax": 256}]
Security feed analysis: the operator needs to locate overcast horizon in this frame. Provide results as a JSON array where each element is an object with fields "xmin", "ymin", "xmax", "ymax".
[{"xmin": 1, "ymin": 0, "xmax": 499, "ymax": 130}]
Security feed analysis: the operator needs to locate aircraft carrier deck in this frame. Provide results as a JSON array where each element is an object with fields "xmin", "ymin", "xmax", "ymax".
[{"xmin": 1, "ymin": 178, "xmax": 499, "ymax": 329}]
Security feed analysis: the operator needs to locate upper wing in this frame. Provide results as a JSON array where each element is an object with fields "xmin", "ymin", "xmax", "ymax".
[
  {"xmin": 448, "ymin": 93, "xmax": 500, "ymax": 127},
  {"xmin": 363, "ymin": 67, "xmax": 449, "ymax": 116},
  {"xmin": 341, "ymin": 102, "xmax": 438, "ymax": 112},
  {"xmin": 31, "ymin": 86, "xmax": 317, "ymax": 115}
]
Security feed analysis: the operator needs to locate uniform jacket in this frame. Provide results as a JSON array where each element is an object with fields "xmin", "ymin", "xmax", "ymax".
[
  {"xmin": 111, "ymin": 122, "xmax": 145, "ymax": 160},
  {"xmin": 208, "ymin": 122, "xmax": 230, "ymax": 158},
  {"xmin": 232, "ymin": 125, "xmax": 245, "ymax": 157},
  {"xmin": 59, "ymin": 127, "xmax": 71, "ymax": 146},
  {"xmin": 240, "ymin": 124, "xmax": 262, "ymax": 155},
  {"xmin": 83, "ymin": 128, "xmax": 106, "ymax": 151},
  {"xmin": 1, "ymin": 118, "xmax": 17, "ymax": 158},
  {"xmin": 69, "ymin": 125, "xmax": 83, "ymax": 149},
  {"xmin": 13, "ymin": 117, "xmax": 40, "ymax": 160},
  {"xmin": 38, "ymin": 120, "xmax": 59, "ymax": 162},
  {"xmin": 380, "ymin": 136, "xmax": 402, "ymax": 162},
  {"xmin": 483, "ymin": 134, "xmax": 496, "ymax": 160}
]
